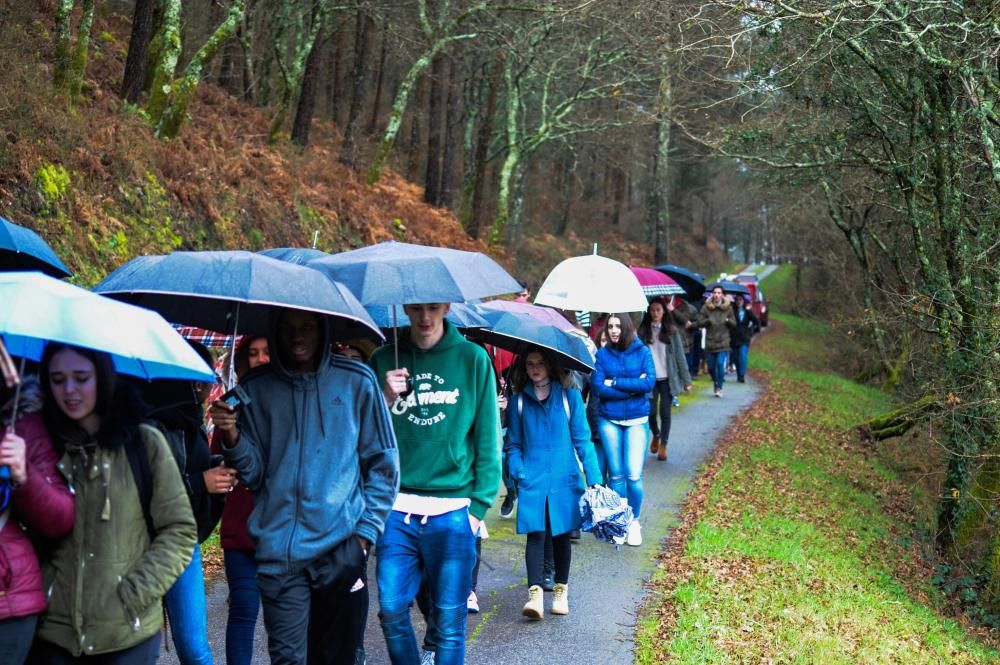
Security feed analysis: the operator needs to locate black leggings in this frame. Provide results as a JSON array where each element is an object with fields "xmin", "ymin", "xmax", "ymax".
[
  {"xmin": 525, "ymin": 509, "xmax": 571, "ymax": 587},
  {"xmin": 649, "ymin": 379, "xmax": 672, "ymax": 439}
]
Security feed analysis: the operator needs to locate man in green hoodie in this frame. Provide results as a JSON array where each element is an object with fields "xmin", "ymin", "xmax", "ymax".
[{"xmin": 370, "ymin": 303, "xmax": 501, "ymax": 665}]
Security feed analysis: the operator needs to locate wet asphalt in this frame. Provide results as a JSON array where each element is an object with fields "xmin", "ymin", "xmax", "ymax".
[{"xmin": 160, "ymin": 372, "xmax": 760, "ymax": 665}]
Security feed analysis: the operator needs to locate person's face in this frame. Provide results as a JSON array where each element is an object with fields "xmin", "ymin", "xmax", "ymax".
[
  {"xmin": 598, "ymin": 331, "xmax": 608, "ymax": 347},
  {"xmin": 649, "ymin": 302, "xmax": 664, "ymax": 322},
  {"xmin": 278, "ymin": 310, "xmax": 321, "ymax": 369},
  {"xmin": 404, "ymin": 303, "xmax": 450, "ymax": 343},
  {"xmin": 711, "ymin": 288, "xmax": 724, "ymax": 302},
  {"xmin": 48, "ymin": 348, "xmax": 100, "ymax": 431},
  {"xmin": 606, "ymin": 317, "xmax": 623, "ymax": 344},
  {"xmin": 247, "ymin": 337, "xmax": 270, "ymax": 369},
  {"xmin": 336, "ymin": 346, "xmax": 363, "ymax": 361},
  {"xmin": 524, "ymin": 352, "xmax": 550, "ymax": 385}
]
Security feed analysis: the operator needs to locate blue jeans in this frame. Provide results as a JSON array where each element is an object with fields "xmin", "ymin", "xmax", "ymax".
[
  {"xmin": 734, "ymin": 344, "xmax": 749, "ymax": 381},
  {"xmin": 597, "ymin": 418, "xmax": 649, "ymax": 518},
  {"xmin": 706, "ymin": 351, "xmax": 729, "ymax": 391},
  {"xmin": 223, "ymin": 549, "xmax": 260, "ymax": 665},
  {"xmin": 377, "ymin": 508, "xmax": 476, "ymax": 665},
  {"xmin": 165, "ymin": 544, "xmax": 213, "ymax": 665}
]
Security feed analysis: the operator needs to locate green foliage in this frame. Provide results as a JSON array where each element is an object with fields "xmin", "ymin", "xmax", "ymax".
[
  {"xmin": 247, "ymin": 227, "xmax": 266, "ymax": 250},
  {"xmin": 641, "ymin": 313, "xmax": 998, "ymax": 662},
  {"xmin": 34, "ymin": 162, "xmax": 71, "ymax": 215}
]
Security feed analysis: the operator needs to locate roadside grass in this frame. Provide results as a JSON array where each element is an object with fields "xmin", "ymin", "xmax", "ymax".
[
  {"xmin": 759, "ymin": 263, "xmax": 797, "ymax": 312},
  {"xmin": 640, "ymin": 312, "xmax": 999, "ymax": 663}
]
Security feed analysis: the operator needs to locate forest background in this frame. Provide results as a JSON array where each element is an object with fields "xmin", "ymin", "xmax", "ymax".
[{"xmin": 1, "ymin": 0, "xmax": 999, "ymax": 630}]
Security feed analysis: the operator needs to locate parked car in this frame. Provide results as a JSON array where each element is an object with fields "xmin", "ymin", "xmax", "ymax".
[{"xmin": 735, "ymin": 272, "xmax": 759, "ymax": 284}]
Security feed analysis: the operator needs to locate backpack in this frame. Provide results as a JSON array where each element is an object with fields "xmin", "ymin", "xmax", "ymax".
[
  {"xmin": 124, "ymin": 428, "xmax": 156, "ymax": 541},
  {"xmin": 517, "ymin": 389, "xmax": 571, "ymax": 421}
]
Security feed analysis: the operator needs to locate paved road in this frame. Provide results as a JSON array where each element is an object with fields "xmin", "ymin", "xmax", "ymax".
[{"xmin": 161, "ymin": 374, "xmax": 760, "ymax": 664}]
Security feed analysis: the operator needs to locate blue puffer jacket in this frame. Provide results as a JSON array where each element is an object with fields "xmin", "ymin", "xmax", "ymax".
[{"xmin": 591, "ymin": 338, "xmax": 656, "ymax": 421}]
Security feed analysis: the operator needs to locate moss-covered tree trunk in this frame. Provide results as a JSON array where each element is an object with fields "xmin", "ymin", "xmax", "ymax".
[
  {"xmin": 53, "ymin": 0, "xmax": 75, "ymax": 92},
  {"xmin": 153, "ymin": 0, "xmax": 245, "ymax": 139},
  {"xmin": 67, "ymin": 0, "xmax": 95, "ymax": 99},
  {"xmin": 144, "ymin": 0, "xmax": 181, "ymax": 125}
]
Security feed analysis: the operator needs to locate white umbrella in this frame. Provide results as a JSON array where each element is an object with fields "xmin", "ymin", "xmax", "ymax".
[{"xmin": 534, "ymin": 254, "xmax": 648, "ymax": 313}]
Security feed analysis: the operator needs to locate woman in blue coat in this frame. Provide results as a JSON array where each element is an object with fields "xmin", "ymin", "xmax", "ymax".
[
  {"xmin": 591, "ymin": 313, "xmax": 656, "ymax": 547},
  {"xmin": 507, "ymin": 347, "xmax": 602, "ymax": 620}
]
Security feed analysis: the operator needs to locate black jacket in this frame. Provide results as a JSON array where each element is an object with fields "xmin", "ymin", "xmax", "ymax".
[{"xmin": 729, "ymin": 307, "xmax": 760, "ymax": 348}]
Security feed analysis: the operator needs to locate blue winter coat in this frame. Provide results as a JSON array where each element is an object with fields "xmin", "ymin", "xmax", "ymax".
[
  {"xmin": 591, "ymin": 338, "xmax": 656, "ymax": 421},
  {"xmin": 507, "ymin": 383, "xmax": 603, "ymax": 536}
]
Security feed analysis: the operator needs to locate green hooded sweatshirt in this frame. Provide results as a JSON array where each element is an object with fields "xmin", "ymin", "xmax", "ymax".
[{"xmin": 369, "ymin": 321, "xmax": 501, "ymax": 520}]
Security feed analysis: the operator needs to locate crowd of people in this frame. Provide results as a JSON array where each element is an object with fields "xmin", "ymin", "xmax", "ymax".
[{"xmin": 0, "ymin": 279, "xmax": 761, "ymax": 665}]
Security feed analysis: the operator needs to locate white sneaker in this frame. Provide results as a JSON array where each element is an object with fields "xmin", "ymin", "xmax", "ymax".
[
  {"xmin": 467, "ymin": 590, "xmax": 480, "ymax": 613},
  {"xmin": 420, "ymin": 650, "xmax": 436, "ymax": 665},
  {"xmin": 626, "ymin": 520, "xmax": 642, "ymax": 547}
]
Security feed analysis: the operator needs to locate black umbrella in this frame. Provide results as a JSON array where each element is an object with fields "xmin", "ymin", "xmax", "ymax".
[{"xmin": 654, "ymin": 264, "xmax": 705, "ymax": 301}]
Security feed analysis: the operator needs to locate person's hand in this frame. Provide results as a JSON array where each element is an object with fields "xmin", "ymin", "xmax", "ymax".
[
  {"xmin": 666, "ymin": 300, "xmax": 675, "ymax": 312},
  {"xmin": 210, "ymin": 401, "xmax": 238, "ymax": 432},
  {"xmin": 357, "ymin": 536, "xmax": 371, "ymax": 556},
  {"xmin": 209, "ymin": 401, "xmax": 239, "ymax": 447},
  {"xmin": 383, "ymin": 368, "xmax": 410, "ymax": 403},
  {"xmin": 604, "ymin": 379, "xmax": 614, "ymax": 386},
  {"xmin": 468, "ymin": 513, "xmax": 481, "ymax": 535},
  {"xmin": 497, "ymin": 392, "xmax": 508, "ymax": 412},
  {"xmin": 0, "ymin": 430, "xmax": 28, "ymax": 485},
  {"xmin": 203, "ymin": 464, "xmax": 238, "ymax": 494},
  {"xmin": 684, "ymin": 384, "xmax": 692, "ymax": 393}
]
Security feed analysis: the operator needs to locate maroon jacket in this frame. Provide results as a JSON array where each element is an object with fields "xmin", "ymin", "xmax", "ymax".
[
  {"xmin": 211, "ymin": 431, "xmax": 255, "ymax": 551},
  {"xmin": 0, "ymin": 411, "xmax": 75, "ymax": 621}
]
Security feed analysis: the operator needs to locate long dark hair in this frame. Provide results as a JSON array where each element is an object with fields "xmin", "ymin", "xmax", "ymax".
[
  {"xmin": 40, "ymin": 343, "xmax": 146, "ymax": 453},
  {"xmin": 637, "ymin": 299, "xmax": 674, "ymax": 345},
  {"xmin": 509, "ymin": 346, "xmax": 569, "ymax": 392},
  {"xmin": 605, "ymin": 313, "xmax": 637, "ymax": 351}
]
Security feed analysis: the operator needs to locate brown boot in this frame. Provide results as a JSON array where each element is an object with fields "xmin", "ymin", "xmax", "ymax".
[
  {"xmin": 649, "ymin": 435, "xmax": 660, "ymax": 455},
  {"xmin": 657, "ymin": 438, "xmax": 668, "ymax": 461}
]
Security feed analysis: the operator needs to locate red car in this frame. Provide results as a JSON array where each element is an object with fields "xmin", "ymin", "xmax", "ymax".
[{"xmin": 734, "ymin": 274, "xmax": 768, "ymax": 327}]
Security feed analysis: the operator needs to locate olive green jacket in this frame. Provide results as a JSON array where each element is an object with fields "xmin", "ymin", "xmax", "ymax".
[
  {"xmin": 697, "ymin": 296, "xmax": 737, "ymax": 353},
  {"xmin": 37, "ymin": 424, "xmax": 196, "ymax": 656}
]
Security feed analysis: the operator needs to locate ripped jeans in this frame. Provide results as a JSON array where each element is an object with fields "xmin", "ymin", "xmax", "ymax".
[{"xmin": 597, "ymin": 418, "xmax": 650, "ymax": 519}]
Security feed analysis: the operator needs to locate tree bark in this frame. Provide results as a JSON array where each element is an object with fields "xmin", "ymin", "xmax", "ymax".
[
  {"xmin": 423, "ymin": 54, "xmax": 447, "ymax": 205},
  {"xmin": 467, "ymin": 58, "xmax": 500, "ymax": 239},
  {"xmin": 122, "ymin": 0, "xmax": 156, "ymax": 103},
  {"xmin": 339, "ymin": 9, "xmax": 372, "ymax": 166},
  {"xmin": 367, "ymin": 20, "xmax": 389, "ymax": 135},
  {"xmin": 440, "ymin": 56, "xmax": 461, "ymax": 208},
  {"xmin": 406, "ymin": 75, "xmax": 428, "ymax": 182},
  {"xmin": 556, "ymin": 152, "xmax": 574, "ymax": 236},
  {"xmin": 328, "ymin": 24, "xmax": 345, "ymax": 124},
  {"xmin": 290, "ymin": 22, "xmax": 326, "ymax": 147}
]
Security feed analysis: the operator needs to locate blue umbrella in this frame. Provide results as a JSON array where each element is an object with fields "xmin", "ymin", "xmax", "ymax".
[
  {"xmin": 94, "ymin": 251, "xmax": 383, "ymax": 341},
  {"xmin": 654, "ymin": 264, "xmax": 705, "ymax": 301},
  {"xmin": 0, "ymin": 216, "xmax": 71, "ymax": 278},
  {"xmin": 307, "ymin": 241, "xmax": 522, "ymax": 305},
  {"xmin": 0, "ymin": 272, "xmax": 215, "ymax": 382},
  {"xmin": 258, "ymin": 247, "xmax": 330, "ymax": 265},
  {"xmin": 708, "ymin": 280, "xmax": 751, "ymax": 297},
  {"xmin": 466, "ymin": 305, "xmax": 595, "ymax": 373},
  {"xmin": 366, "ymin": 303, "xmax": 489, "ymax": 330}
]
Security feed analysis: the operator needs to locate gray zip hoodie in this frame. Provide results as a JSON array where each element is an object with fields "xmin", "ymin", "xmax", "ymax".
[{"xmin": 223, "ymin": 317, "xmax": 399, "ymax": 574}]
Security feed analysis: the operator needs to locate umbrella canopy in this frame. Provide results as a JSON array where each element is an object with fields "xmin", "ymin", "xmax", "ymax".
[
  {"xmin": 258, "ymin": 247, "xmax": 330, "ymax": 265},
  {"xmin": 0, "ymin": 272, "xmax": 215, "ymax": 382},
  {"xmin": 475, "ymin": 300, "xmax": 580, "ymax": 333},
  {"xmin": 365, "ymin": 302, "xmax": 489, "ymax": 330},
  {"xmin": 579, "ymin": 484, "xmax": 634, "ymax": 545},
  {"xmin": 466, "ymin": 305, "xmax": 595, "ymax": 373},
  {"xmin": 0, "ymin": 216, "xmax": 71, "ymax": 278},
  {"xmin": 708, "ymin": 280, "xmax": 751, "ymax": 297},
  {"xmin": 629, "ymin": 266, "xmax": 685, "ymax": 298},
  {"xmin": 654, "ymin": 264, "xmax": 705, "ymax": 301},
  {"xmin": 307, "ymin": 241, "xmax": 522, "ymax": 305},
  {"xmin": 535, "ymin": 255, "xmax": 647, "ymax": 313},
  {"xmin": 94, "ymin": 250, "xmax": 383, "ymax": 341}
]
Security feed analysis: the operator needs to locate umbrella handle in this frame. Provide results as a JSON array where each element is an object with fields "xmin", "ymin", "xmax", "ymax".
[
  {"xmin": 392, "ymin": 307, "xmax": 399, "ymax": 370},
  {"xmin": 227, "ymin": 303, "xmax": 241, "ymax": 390},
  {"xmin": 5, "ymin": 356, "xmax": 26, "ymax": 437}
]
